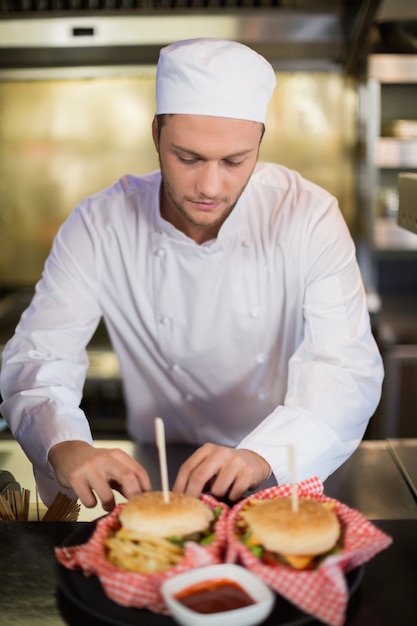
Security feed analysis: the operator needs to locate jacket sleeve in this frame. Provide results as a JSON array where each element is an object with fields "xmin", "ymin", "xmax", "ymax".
[
  {"xmin": 0, "ymin": 203, "xmax": 102, "ymax": 503},
  {"xmin": 237, "ymin": 195, "xmax": 384, "ymax": 485}
]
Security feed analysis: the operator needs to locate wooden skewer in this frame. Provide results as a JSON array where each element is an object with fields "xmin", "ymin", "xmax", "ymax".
[
  {"xmin": 0, "ymin": 494, "xmax": 15, "ymax": 521},
  {"xmin": 22, "ymin": 489, "xmax": 30, "ymax": 521},
  {"xmin": 42, "ymin": 492, "xmax": 80, "ymax": 522},
  {"xmin": 0, "ymin": 488, "xmax": 29, "ymax": 521},
  {"xmin": 288, "ymin": 444, "xmax": 299, "ymax": 512},
  {"xmin": 35, "ymin": 485, "xmax": 40, "ymax": 522},
  {"xmin": 13, "ymin": 489, "xmax": 21, "ymax": 520},
  {"xmin": 155, "ymin": 417, "xmax": 170, "ymax": 503},
  {"xmin": 0, "ymin": 487, "xmax": 79, "ymax": 522}
]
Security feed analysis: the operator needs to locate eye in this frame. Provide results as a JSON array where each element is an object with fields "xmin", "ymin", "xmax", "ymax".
[
  {"xmin": 223, "ymin": 159, "xmax": 243, "ymax": 167},
  {"xmin": 178, "ymin": 155, "xmax": 199, "ymax": 164}
]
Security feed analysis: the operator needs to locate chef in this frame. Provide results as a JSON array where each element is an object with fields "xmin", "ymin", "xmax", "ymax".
[{"xmin": 0, "ymin": 38, "xmax": 383, "ymax": 512}]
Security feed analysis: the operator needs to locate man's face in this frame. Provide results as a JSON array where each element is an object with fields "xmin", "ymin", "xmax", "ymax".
[{"xmin": 152, "ymin": 114, "xmax": 263, "ymax": 243}]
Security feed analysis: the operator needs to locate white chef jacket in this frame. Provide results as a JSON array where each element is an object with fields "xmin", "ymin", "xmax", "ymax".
[{"xmin": 0, "ymin": 162, "xmax": 384, "ymax": 504}]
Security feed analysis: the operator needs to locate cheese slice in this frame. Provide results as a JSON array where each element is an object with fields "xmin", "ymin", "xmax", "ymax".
[
  {"xmin": 282, "ymin": 553, "xmax": 315, "ymax": 570},
  {"xmin": 245, "ymin": 534, "xmax": 315, "ymax": 570},
  {"xmin": 246, "ymin": 533, "xmax": 261, "ymax": 547}
]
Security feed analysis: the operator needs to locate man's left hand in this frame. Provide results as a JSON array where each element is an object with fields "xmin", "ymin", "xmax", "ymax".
[{"xmin": 172, "ymin": 443, "xmax": 271, "ymax": 501}]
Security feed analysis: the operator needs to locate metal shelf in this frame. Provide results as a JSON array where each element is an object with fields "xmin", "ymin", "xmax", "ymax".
[
  {"xmin": 360, "ymin": 55, "xmax": 417, "ymax": 289},
  {"xmin": 376, "ymin": 138, "xmax": 417, "ymax": 168},
  {"xmin": 374, "ymin": 217, "xmax": 417, "ymax": 252},
  {"xmin": 368, "ymin": 54, "xmax": 417, "ymax": 84}
]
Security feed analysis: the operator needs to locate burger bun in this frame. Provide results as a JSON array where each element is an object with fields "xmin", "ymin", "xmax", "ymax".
[
  {"xmin": 119, "ymin": 491, "xmax": 214, "ymax": 537},
  {"xmin": 242, "ymin": 497, "xmax": 340, "ymax": 556}
]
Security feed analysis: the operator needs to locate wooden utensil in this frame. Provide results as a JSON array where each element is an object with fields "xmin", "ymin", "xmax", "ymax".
[
  {"xmin": 288, "ymin": 445, "xmax": 299, "ymax": 512},
  {"xmin": 155, "ymin": 417, "xmax": 170, "ymax": 503}
]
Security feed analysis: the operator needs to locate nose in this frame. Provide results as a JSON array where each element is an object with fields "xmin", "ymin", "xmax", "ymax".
[{"xmin": 196, "ymin": 162, "xmax": 222, "ymax": 198}]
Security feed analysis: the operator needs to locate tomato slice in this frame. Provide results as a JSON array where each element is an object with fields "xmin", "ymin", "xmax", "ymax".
[{"xmin": 262, "ymin": 550, "xmax": 280, "ymax": 566}]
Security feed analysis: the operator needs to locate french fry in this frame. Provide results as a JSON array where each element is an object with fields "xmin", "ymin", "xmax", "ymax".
[{"xmin": 105, "ymin": 531, "xmax": 184, "ymax": 574}]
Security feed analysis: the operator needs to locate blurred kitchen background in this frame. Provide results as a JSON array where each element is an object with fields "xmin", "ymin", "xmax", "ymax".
[{"xmin": 0, "ymin": 0, "xmax": 416, "ymax": 440}]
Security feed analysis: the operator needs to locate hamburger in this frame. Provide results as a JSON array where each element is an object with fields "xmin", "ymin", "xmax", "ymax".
[
  {"xmin": 238, "ymin": 496, "xmax": 341, "ymax": 570},
  {"xmin": 105, "ymin": 491, "xmax": 220, "ymax": 574}
]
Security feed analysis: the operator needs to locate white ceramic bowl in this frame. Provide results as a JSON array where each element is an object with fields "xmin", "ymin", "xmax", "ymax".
[{"xmin": 161, "ymin": 563, "xmax": 275, "ymax": 626}]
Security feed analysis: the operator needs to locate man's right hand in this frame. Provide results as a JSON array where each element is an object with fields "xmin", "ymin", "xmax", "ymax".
[{"xmin": 48, "ymin": 440, "xmax": 152, "ymax": 511}]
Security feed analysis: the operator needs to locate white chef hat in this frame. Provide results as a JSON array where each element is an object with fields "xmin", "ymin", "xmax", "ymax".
[{"xmin": 155, "ymin": 38, "xmax": 276, "ymax": 123}]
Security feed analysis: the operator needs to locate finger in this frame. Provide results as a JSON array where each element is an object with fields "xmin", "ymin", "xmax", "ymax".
[
  {"xmin": 72, "ymin": 464, "xmax": 117, "ymax": 510},
  {"xmin": 210, "ymin": 450, "xmax": 268, "ymax": 500},
  {"xmin": 71, "ymin": 457, "xmax": 148, "ymax": 511},
  {"xmin": 172, "ymin": 447, "xmax": 211, "ymax": 493},
  {"xmin": 95, "ymin": 467, "xmax": 150, "ymax": 508},
  {"xmin": 107, "ymin": 462, "xmax": 152, "ymax": 498},
  {"xmin": 97, "ymin": 489, "xmax": 116, "ymax": 512},
  {"xmin": 113, "ymin": 470, "xmax": 151, "ymax": 500},
  {"xmin": 173, "ymin": 469, "xmax": 206, "ymax": 498},
  {"xmin": 72, "ymin": 476, "xmax": 101, "ymax": 509},
  {"xmin": 208, "ymin": 455, "xmax": 254, "ymax": 500},
  {"xmin": 173, "ymin": 448, "xmax": 225, "ymax": 497},
  {"xmin": 110, "ymin": 449, "xmax": 153, "ymax": 491},
  {"xmin": 220, "ymin": 475, "xmax": 248, "ymax": 501},
  {"xmin": 76, "ymin": 488, "xmax": 98, "ymax": 509},
  {"xmin": 207, "ymin": 466, "xmax": 240, "ymax": 500}
]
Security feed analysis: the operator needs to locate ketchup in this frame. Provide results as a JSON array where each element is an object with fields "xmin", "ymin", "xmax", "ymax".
[{"xmin": 174, "ymin": 578, "xmax": 255, "ymax": 614}]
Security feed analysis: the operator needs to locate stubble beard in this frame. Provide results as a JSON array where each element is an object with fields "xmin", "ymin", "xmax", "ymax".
[{"xmin": 160, "ymin": 166, "xmax": 247, "ymax": 232}]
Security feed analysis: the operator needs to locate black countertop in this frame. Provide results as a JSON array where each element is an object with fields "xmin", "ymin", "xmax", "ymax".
[
  {"xmin": 0, "ymin": 519, "xmax": 414, "ymax": 626},
  {"xmin": 323, "ymin": 440, "xmax": 417, "ymax": 519},
  {"xmin": 388, "ymin": 438, "xmax": 417, "ymax": 500}
]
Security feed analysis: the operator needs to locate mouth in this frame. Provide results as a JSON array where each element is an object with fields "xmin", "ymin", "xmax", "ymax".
[{"xmin": 189, "ymin": 200, "xmax": 221, "ymax": 212}]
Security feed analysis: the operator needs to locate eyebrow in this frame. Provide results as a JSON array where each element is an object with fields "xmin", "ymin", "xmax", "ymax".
[{"xmin": 171, "ymin": 144, "xmax": 254, "ymax": 159}]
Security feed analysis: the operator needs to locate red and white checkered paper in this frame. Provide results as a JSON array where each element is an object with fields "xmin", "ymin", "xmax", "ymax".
[
  {"xmin": 225, "ymin": 477, "xmax": 393, "ymax": 626},
  {"xmin": 55, "ymin": 494, "xmax": 229, "ymax": 614}
]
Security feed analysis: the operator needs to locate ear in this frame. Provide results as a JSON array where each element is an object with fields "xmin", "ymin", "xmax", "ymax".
[{"xmin": 152, "ymin": 116, "xmax": 159, "ymax": 152}]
